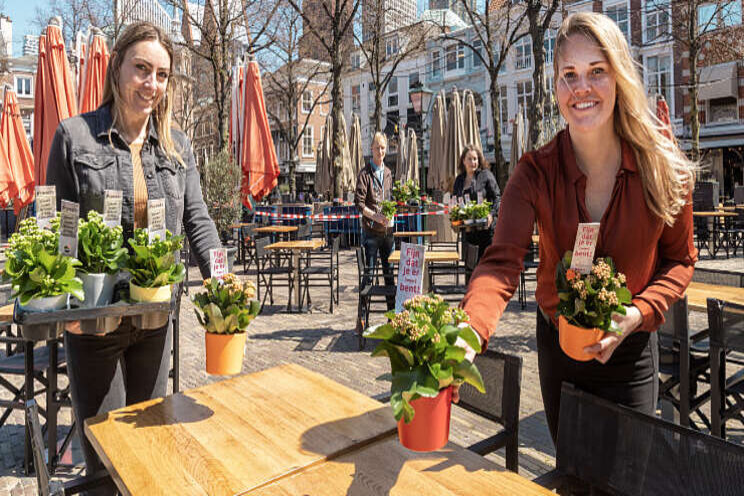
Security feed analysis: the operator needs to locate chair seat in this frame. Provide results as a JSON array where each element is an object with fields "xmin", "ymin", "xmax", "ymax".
[
  {"xmin": 260, "ymin": 267, "xmax": 293, "ymax": 276},
  {"xmin": 361, "ymin": 286, "xmax": 396, "ymax": 298},
  {"xmin": 430, "ymin": 285, "xmax": 467, "ymax": 295},
  {"xmin": 299, "ymin": 266, "xmax": 332, "ymax": 275},
  {"xmin": 0, "ymin": 345, "xmax": 66, "ymax": 374}
]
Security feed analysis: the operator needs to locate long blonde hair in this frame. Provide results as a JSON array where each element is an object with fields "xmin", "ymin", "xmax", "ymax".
[
  {"xmin": 554, "ymin": 13, "xmax": 695, "ymax": 226},
  {"xmin": 101, "ymin": 21, "xmax": 182, "ymax": 166}
]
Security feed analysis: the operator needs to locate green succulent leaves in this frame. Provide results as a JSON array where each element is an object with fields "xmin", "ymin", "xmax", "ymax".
[
  {"xmin": 77, "ymin": 211, "xmax": 128, "ymax": 274},
  {"xmin": 364, "ymin": 294, "xmax": 485, "ymax": 423},
  {"xmin": 125, "ymin": 228, "xmax": 186, "ymax": 288},
  {"xmin": 193, "ymin": 274, "xmax": 260, "ymax": 334},
  {"xmin": 450, "ymin": 201, "xmax": 492, "ymax": 222},
  {"xmin": 2, "ymin": 217, "xmax": 84, "ymax": 304}
]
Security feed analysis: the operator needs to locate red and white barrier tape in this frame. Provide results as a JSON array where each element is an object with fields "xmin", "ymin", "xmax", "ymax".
[{"xmin": 252, "ymin": 203, "xmax": 450, "ymax": 222}]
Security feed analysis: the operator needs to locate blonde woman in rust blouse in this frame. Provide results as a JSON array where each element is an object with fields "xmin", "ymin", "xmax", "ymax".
[{"xmin": 461, "ymin": 12, "xmax": 697, "ymax": 443}]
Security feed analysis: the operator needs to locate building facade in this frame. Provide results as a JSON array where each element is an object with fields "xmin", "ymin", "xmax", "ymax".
[
  {"xmin": 22, "ymin": 35, "xmax": 39, "ymax": 57},
  {"xmin": 362, "ymin": 0, "xmax": 418, "ymax": 41}
]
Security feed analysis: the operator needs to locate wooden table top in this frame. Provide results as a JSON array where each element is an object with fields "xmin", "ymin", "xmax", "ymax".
[
  {"xmin": 388, "ymin": 250, "xmax": 460, "ymax": 263},
  {"xmin": 693, "ymin": 211, "xmax": 738, "ymax": 217},
  {"xmin": 686, "ymin": 281, "xmax": 744, "ymax": 312},
  {"xmin": 0, "ymin": 302, "xmax": 13, "ymax": 323},
  {"xmin": 85, "ymin": 364, "xmax": 396, "ymax": 496},
  {"xmin": 229, "ymin": 222, "xmax": 253, "ymax": 229},
  {"xmin": 265, "ymin": 240, "xmax": 325, "ymax": 251},
  {"xmin": 393, "ymin": 231, "xmax": 437, "ymax": 237},
  {"xmin": 253, "ymin": 225, "xmax": 299, "ymax": 233},
  {"xmin": 246, "ymin": 437, "xmax": 552, "ymax": 495}
]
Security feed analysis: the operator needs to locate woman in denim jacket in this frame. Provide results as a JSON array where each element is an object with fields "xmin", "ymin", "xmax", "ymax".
[{"xmin": 46, "ymin": 22, "xmax": 221, "ymax": 493}]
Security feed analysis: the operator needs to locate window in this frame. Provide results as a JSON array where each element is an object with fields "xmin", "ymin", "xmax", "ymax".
[
  {"xmin": 386, "ymin": 36, "xmax": 399, "ymax": 56},
  {"xmin": 494, "ymin": 45, "xmax": 507, "ymax": 73},
  {"xmin": 517, "ymin": 80, "xmax": 533, "ymax": 122},
  {"xmin": 698, "ymin": 1, "xmax": 742, "ymax": 32},
  {"xmin": 388, "ymin": 76, "xmax": 398, "ymax": 107},
  {"xmin": 708, "ymin": 97, "xmax": 738, "ymax": 123},
  {"xmin": 543, "ymin": 30, "xmax": 556, "ymax": 64},
  {"xmin": 644, "ymin": 0, "xmax": 670, "ymax": 42},
  {"xmin": 351, "ymin": 85, "xmax": 361, "ymax": 113},
  {"xmin": 514, "ymin": 36, "xmax": 532, "ymax": 70},
  {"xmin": 302, "ymin": 126, "xmax": 314, "ymax": 157},
  {"xmin": 446, "ymin": 43, "xmax": 465, "ymax": 71},
  {"xmin": 472, "ymin": 39, "xmax": 483, "ymax": 67},
  {"xmin": 646, "ymin": 55, "xmax": 671, "ymax": 103},
  {"xmin": 302, "ymin": 91, "xmax": 312, "ymax": 113},
  {"xmin": 351, "ymin": 52, "xmax": 361, "ymax": 69},
  {"xmin": 499, "ymin": 85, "xmax": 509, "ymax": 135},
  {"xmin": 15, "ymin": 76, "xmax": 32, "ymax": 97},
  {"xmin": 432, "ymin": 50, "xmax": 442, "ymax": 78},
  {"xmin": 408, "ymin": 72, "xmax": 419, "ymax": 89},
  {"xmin": 605, "ymin": 4, "xmax": 629, "ymax": 39}
]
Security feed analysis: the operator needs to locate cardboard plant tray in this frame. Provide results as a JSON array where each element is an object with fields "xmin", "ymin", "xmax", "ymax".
[
  {"xmin": 453, "ymin": 218, "xmax": 489, "ymax": 232},
  {"xmin": 13, "ymin": 298, "xmax": 171, "ymax": 341}
]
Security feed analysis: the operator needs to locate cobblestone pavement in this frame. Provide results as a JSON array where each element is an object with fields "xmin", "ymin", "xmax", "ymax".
[{"xmin": 0, "ymin": 249, "xmax": 741, "ymax": 495}]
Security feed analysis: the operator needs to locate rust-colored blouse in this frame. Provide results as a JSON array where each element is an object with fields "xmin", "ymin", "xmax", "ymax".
[{"xmin": 462, "ymin": 129, "xmax": 697, "ymax": 344}]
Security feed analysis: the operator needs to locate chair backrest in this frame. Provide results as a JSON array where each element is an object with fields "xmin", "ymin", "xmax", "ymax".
[
  {"xmin": 555, "ymin": 383, "xmax": 744, "ymax": 495},
  {"xmin": 707, "ymin": 298, "xmax": 744, "ymax": 353},
  {"xmin": 331, "ymin": 235, "xmax": 341, "ymax": 256},
  {"xmin": 657, "ymin": 296, "xmax": 690, "ymax": 341},
  {"xmin": 734, "ymin": 185, "xmax": 744, "ymax": 205},
  {"xmin": 458, "ymin": 349, "xmax": 522, "ymax": 433},
  {"xmin": 464, "ymin": 243, "xmax": 480, "ymax": 273},
  {"xmin": 242, "ymin": 223, "xmax": 256, "ymax": 240},
  {"xmin": 297, "ymin": 223, "xmax": 311, "ymax": 240},
  {"xmin": 26, "ymin": 400, "xmax": 64, "ymax": 496},
  {"xmin": 254, "ymin": 236, "xmax": 271, "ymax": 259},
  {"xmin": 355, "ymin": 247, "xmax": 365, "ymax": 287},
  {"xmin": 692, "ymin": 268, "xmax": 744, "ymax": 288}
]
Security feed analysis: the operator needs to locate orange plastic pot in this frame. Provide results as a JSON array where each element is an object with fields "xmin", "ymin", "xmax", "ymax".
[
  {"xmin": 558, "ymin": 315, "xmax": 604, "ymax": 362},
  {"xmin": 205, "ymin": 332, "xmax": 247, "ymax": 375},
  {"xmin": 397, "ymin": 386, "xmax": 452, "ymax": 452},
  {"xmin": 451, "ymin": 220, "xmax": 463, "ymax": 227}
]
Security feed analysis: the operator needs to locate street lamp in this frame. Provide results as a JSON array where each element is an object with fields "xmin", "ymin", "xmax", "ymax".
[{"xmin": 408, "ymin": 82, "xmax": 434, "ymax": 190}]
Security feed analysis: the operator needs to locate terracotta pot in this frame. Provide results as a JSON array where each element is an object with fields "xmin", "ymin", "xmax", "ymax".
[
  {"xmin": 397, "ymin": 386, "xmax": 452, "ymax": 452},
  {"xmin": 558, "ymin": 315, "xmax": 604, "ymax": 361},
  {"xmin": 205, "ymin": 331, "xmax": 247, "ymax": 375}
]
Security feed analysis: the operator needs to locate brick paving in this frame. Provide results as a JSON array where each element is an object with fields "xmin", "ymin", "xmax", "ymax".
[{"xmin": 0, "ymin": 249, "xmax": 741, "ymax": 495}]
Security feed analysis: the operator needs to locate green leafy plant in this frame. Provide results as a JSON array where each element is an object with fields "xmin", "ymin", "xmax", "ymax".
[
  {"xmin": 467, "ymin": 201, "xmax": 492, "ymax": 220},
  {"xmin": 364, "ymin": 294, "xmax": 485, "ymax": 422},
  {"xmin": 193, "ymin": 273, "xmax": 260, "ymax": 334},
  {"xmin": 125, "ymin": 228, "xmax": 186, "ymax": 288},
  {"xmin": 392, "ymin": 180, "xmax": 420, "ymax": 204},
  {"xmin": 77, "ymin": 211, "xmax": 128, "ymax": 274},
  {"xmin": 555, "ymin": 251, "xmax": 632, "ymax": 334},
  {"xmin": 449, "ymin": 205, "xmax": 464, "ymax": 222},
  {"xmin": 2, "ymin": 217, "xmax": 84, "ymax": 304},
  {"xmin": 381, "ymin": 200, "xmax": 397, "ymax": 221},
  {"xmin": 201, "ymin": 149, "xmax": 242, "ymax": 242}
]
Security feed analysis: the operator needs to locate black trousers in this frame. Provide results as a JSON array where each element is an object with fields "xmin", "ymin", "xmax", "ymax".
[
  {"xmin": 464, "ymin": 228, "xmax": 494, "ymax": 260},
  {"xmin": 65, "ymin": 319, "xmax": 171, "ymax": 495},
  {"xmin": 361, "ymin": 229, "xmax": 395, "ymax": 310},
  {"xmin": 536, "ymin": 310, "xmax": 658, "ymax": 445}
]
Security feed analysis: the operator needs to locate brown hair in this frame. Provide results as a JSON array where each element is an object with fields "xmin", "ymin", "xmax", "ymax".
[
  {"xmin": 101, "ymin": 21, "xmax": 182, "ymax": 165},
  {"xmin": 457, "ymin": 144, "xmax": 487, "ymax": 175}
]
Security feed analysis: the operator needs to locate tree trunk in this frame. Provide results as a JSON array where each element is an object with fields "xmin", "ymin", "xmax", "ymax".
[
  {"xmin": 331, "ymin": 47, "xmax": 343, "ymax": 198},
  {"xmin": 489, "ymin": 73, "xmax": 508, "ymax": 192},
  {"xmin": 527, "ymin": 6, "xmax": 546, "ymax": 149},
  {"xmin": 687, "ymin": 4, "xmax": 701, "ymax": 166},
  {"xmin": 374, "ymin": 85, "xmax": 382, "ymax": 133},
  {"xmin": 289, "ymin": 154, "xmax": 298, "ymax": 196}
]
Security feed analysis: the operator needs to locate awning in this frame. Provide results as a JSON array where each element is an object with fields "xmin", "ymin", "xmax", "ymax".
[{"xmin": 698, "ymin": 63, "xmax": 738, "ymax": 100}]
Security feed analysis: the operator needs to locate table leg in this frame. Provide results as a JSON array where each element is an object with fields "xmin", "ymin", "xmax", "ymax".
[{"xmin": 294, "ymin": 253, "xmax": 301, "ymax": 311}]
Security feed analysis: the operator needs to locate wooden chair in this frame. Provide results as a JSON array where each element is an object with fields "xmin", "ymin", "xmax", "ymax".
[
  {"xmin": 457, "ymin": 349, "xmax": 522, "ymax": 473},
  {"xmin": 535, "ymin": 383, "xmax": 744, "ymax": 495},
  {"xmin": 254, "ymin": 237, "xmax": 294, "ymax": 311}
]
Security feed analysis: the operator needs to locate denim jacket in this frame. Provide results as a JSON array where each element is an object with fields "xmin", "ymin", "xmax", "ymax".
[{"xmin": 46, "ymin": 104, "xmax": 221, "ymax": 278}]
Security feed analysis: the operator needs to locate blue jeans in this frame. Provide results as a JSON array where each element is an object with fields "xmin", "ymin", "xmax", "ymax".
[
  {"xmin": 65, "ymin": 319, "xmax": 171, "ymax": 495},
  {"xmin": 361, "ymin": 229, "xmax": 395, "ymax": 310}
]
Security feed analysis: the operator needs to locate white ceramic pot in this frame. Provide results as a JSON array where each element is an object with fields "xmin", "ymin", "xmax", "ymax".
[
  {"xmin": 20, "ymin": 294, "xmax": 68, "ymax": 312},
  {"xmin": 79, "ymin": 272, "xmax": 117, "ymax": 308},
  {"xmin": 129, "ymin": 282, "xmax": 172, "ymax": 302}
]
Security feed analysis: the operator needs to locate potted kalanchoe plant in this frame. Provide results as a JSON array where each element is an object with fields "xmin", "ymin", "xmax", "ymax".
[
  {"xmin": 381, "ymin": 200, "xmax": 397, "ymax": 228},
  {"xmin": 449, "ymin": 205, "xmax": 464, "ymax": 227},
  {"xmin": 364, "ymin": 294, "xmax": 485, "ymax": 452},
  {"xmin": 77, "ymin": 211, "xmax": 128, "ymax": 307},
  {"xmin": 125, "ymin": 228, "xmax": 186, "ymax": 303},
  {"xmin": 193, "ymin": 273, "xmax": 260, "ymax": 375},
  {"xmin": 555, "ymin": 251, "xmax": 632, "ymax": 361},
  {"xmin": 2, "ymin": 217, "xmax": 84, "ymax": 311},
  {"xmin": 392, "ymin": 180, "xmax": 421, "ymax": 207}
]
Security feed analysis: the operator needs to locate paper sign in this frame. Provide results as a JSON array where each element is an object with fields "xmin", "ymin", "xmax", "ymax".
[
  {"xmin": 58, "ymin": 200, "xmax": 79, "ymax": 258},
  {"xmin": 477, "ymin": 191, "xmax": 484, "ymax": 204},
  {"xmin": 346, "ymin": 191, "xmax": 354, "ymax": 203},
  {"xmin": 570, "ymin": 222, "xmax": 601, "ymax": 274},
  {"xmin": 443, "ymin": 192, "xmax": 451, "ymax": 206},
  {"xmin": 103, "ymin": 190, "xmax": 123, "ymax": 227},
  {"xmin": 147, "ymin": 198, "xmax": 166, "ymax": 243},
  {"xmin": 465, "ymin": 193, "xmax": 472, "ymax": 203},
  {"xmin": 395, "ymin": 242, "xmax": 426, "ymax": 313},
  {"xmin": 458, "ymin": 196, "xmax": 464, "ymax": 207},
  {"xmin": 210, "ymin": 248, "xmax": 228, "ymax": 279},
  {"xmin": 36, "ymin": 185, "xmax": 56, "ymax": 230}
]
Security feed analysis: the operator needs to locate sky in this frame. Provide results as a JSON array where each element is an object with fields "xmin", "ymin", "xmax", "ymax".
[{"xmin": 5, "ymin": 0, "xmax": 46, "ymax": 57}]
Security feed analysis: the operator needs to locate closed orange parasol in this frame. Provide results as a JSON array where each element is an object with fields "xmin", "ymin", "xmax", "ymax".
[
  {"xmin": 656, "ymin": 94, "xmax": 674, "ymax": 142},
  {"xmin": 78, "ymin": 29, "xmax": 109, "ymax": 114},
  {"xmin": 240, "ymin": 61, "xmax": 279, "ymax": 203},
  {"xmin": 0, "ymin": 124, "xmax": 16, "ymax": 208},
  {"xmin": 33, "ymin": 20, "xmax": 78, "ymax": 186},
  {"xmin": 1, "ymin": 88, "xmax": 35, "ymax": 213},
  {"xmin": 76, "ymin": 39, "xmax": 87, "ymax": 102}
]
